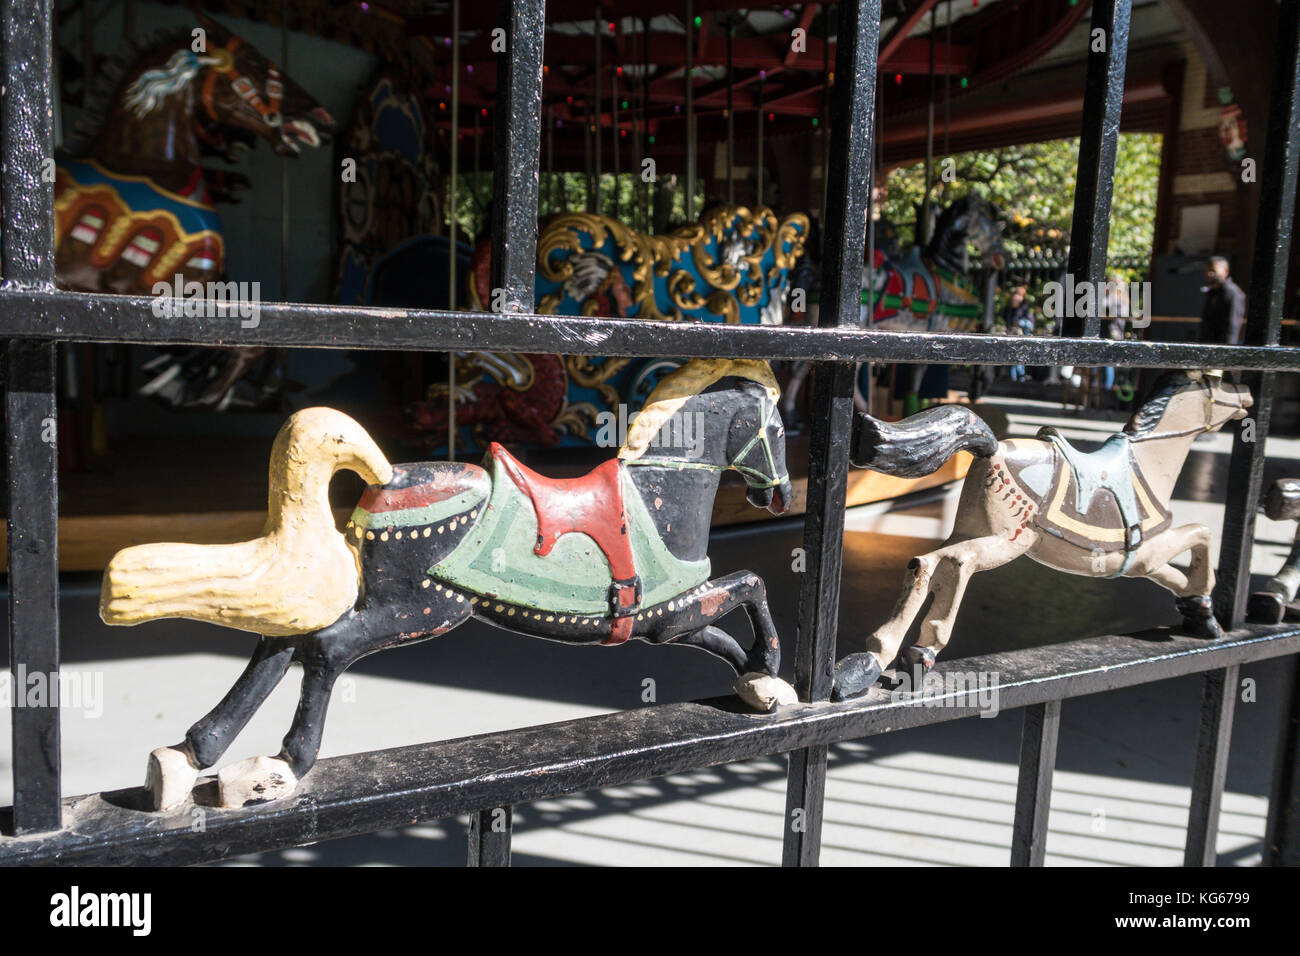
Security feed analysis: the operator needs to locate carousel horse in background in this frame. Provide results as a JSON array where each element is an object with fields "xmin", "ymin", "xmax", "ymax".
[
  {"xmin": 406, "ymin": 206, "xmax": 809, "ymax": 452},
  {"xmin": 832, "ymin": 370, "xmax": 1252, "ymax": 699},
  {"xmin": 56, "ymin": 14, "xmax": 334, "ymax": 411},
  {"xmin": 99, "ymin": 359, "xmax": 798, "ymax": 809},
  {"xmin": 782, "ymin": 195, "xmax": 1008, "ymax": 427}
]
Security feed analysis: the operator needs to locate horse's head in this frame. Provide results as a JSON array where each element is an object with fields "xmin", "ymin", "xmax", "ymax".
[
  {"xmin": 1126, "ymin": 369, "xmax": 1253, "ymax": 440},
  {"xmin": 193, "ymin": 14, "xmax": 334, "ymax": 156},
  {"xmin": 963, "ymin": 197, "xmax": 1008, "ymax": 270},
  {"xmin": 1197, "ymin": 369, "xmax": 1253, "ymax": 429},
  {"xmin": 723, "ymin": 377, "xmax": 793, "ymax": 516},
  {"xmin": 929, "ymin": 196, "xmax": 1007, "ymax": 271}
]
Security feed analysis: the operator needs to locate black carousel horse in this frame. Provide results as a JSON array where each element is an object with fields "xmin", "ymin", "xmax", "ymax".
[{"xmin": 100, "ymin": 359, "xmax": 799, "ymax": 808}]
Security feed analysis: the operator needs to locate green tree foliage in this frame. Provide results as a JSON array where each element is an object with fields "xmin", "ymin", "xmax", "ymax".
[
  {"xmin": 449, "ymin": 172, "xmax": 705, "ymax": 241},
  {"xmin": 879, "ymin": 133, "xmax": 1162, "ymax": 262}
]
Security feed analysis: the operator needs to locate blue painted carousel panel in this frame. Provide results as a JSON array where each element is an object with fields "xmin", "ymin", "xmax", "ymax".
[{"xmin": 418, "ymin": 207, "xmax": 809, "ymax": 455}]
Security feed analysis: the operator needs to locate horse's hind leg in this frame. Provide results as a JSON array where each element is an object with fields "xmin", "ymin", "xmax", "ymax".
[
  {"xmin": 146, "ymin": 636, "xmax": 295, "ymax": 811},
  {"xmin": 1127, "ymin": 524, "xmax": 1223, "ymax": 639},
  {"xmin": 672, "ymin": 625, "xmax": 749, "ymax": 673},
  {"xmin": 217, "ymin": 591, "xmax": 473, "ymax": 807},
  {"xmin": 652, "ymin": 571, "xmax": 796, "ymax": 711}
]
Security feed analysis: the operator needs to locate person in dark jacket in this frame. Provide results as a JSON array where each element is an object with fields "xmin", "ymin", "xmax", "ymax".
[
  {"xmin": 1003, "ymin": 286, "xmax": 1035, "ymax": 382},
  {"xmin": 1201, "ymin": 255, "xmax": 1246, "ymax": 345}
]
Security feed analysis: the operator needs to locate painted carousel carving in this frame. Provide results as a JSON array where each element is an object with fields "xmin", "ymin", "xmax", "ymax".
[
  {"xmin": 100, "ymin": 359, "xmax": 798, "ymax": 810},
  {"xmin": 832, "ymin": 370, "xmax": 1253, "ymax": 699},
  {"xmin": 407, "ymin": 206, "xmax": 809, "ymax": 452},
  {"xmin": 56, "ymin": 15, "xmax": 334, "ymax": 410}
]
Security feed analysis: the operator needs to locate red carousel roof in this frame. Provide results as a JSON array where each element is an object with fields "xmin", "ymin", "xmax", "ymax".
[{"xmin": 178, "ymin": 0, "xmax": 1095, "ymax": 161}]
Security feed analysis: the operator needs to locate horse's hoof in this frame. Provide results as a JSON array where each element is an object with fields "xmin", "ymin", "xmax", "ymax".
[
  {"xmin": 1177, "ymin": 595, "xmax": 1225, "ymax": 639},
  {"xmin": 831, "ymin": 653, "xmax": 883, "ymax": 701},
  {"xmin": 145, "ymin": 744, "xmax": 200, "ymax": 811},
  {"xmin": 734, "ymin": 673, "xmax": 798, "ymax": 712},
  {"xmin": 217, "ymin": 755, "xmax": 298, "ymax": 808},
  {"xmin": 903, "ymin": 645, "xmax": 938, "ymax": 670},
  {"xmin": 1247, "ymin": 591, "xmax": 1286, "ymax": 625}
]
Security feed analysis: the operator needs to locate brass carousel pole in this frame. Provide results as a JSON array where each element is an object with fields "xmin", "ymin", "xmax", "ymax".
[
  {"xmin": 594, "ymin": 7, "xmax": 602, "ymax": 216},
  {"xmin": 820, "ymin": 6, "xmax": 830, "ymax": 218},
  {"xmin": 642, "ymin": 16, "xmax": 651, "ymax": 232},
  {"xmin": 447, "ymin": 0, "xmax": 460, "ymax": 461},
  {"xmin": 756, "ymin": 73, "xmax": 764, "ymax": 208},
  {"xmin": 866, "ymin": 77, "xmax": 877, "ymax": 416},
  {"xmin": 585, "ymin": 87, "xmax": 594, "ymax": 211},
  {"xmin": 280, "ymin": 6, "xmax": 289, "ymax": 299},
  {"xmin": 726, "ymin": 19, "xmax": 734, "ymax": 206},
  {"xmin": 547, "ymin": 103, "xmax": 555, "ymax": 215},
  {"xmin": 612, "ymin": 38, "xmax": 621, "ymax": 220},
  {"xmin": 922, "ymin": 5, "xmax": 936, "ymax": 246},
  {"xmin": 685, "ymin": 0, "xmax": 695, "ymax": 221}
]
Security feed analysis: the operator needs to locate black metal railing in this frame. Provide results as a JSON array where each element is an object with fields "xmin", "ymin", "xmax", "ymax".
[{"xmin": 2, "ymin": 0, "xmax": 1299, "ymax": 868}]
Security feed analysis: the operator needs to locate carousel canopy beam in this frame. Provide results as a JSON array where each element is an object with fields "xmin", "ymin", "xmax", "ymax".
[
  {"xmin": 784, "ymin": 4, "xmax": 820, "ymax": 67},
  {"xmin": 453, "ymin": 33, "xmax": 966, "ymax": 76},
  {"xmin": 878, "ymin": 0, "xmax": 941, "ymax": 67}
]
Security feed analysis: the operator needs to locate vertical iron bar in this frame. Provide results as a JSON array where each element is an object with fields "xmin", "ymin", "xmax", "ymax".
[
  {"xmin": 1265, "ymin": 653, "xmax": 1300, "ymax": 865},
  {"xmin": 1185, "ymin": 664, "xmax": 1239, "ymax": 866},
  {"xmin": 782, "ymin": 0, "xmax": 881, "ymax": 869},
  {"xmin": 473, "ymin": 0, "xmax": 543, "ymax": 862},
  {"xmin": 1063, "ymin": 0, "xmax": 1131, "ymax": 338},
  {"xmin": 2, "ymin": 0, "xmax": 61, "ymax": 835},
  {"xmin": 488, "ymin": 0, "xmax": 545, "ymax": 313},
  {"xmin": 1011, "ymin": 700, "xmax": 1061, "ymax": 866},
  {"xmin": 1216, "ymin": 0, "xmax": 1300, "ymax": 630},
  {"xmin": 467, "ymin": 807, "xmax": 513, "ymax": 866}
]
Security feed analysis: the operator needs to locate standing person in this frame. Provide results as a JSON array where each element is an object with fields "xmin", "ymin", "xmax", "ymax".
[
  {"xmin": 1003, "ymin": 285, "xmax": 1035, "ymax": 383},
  {"xmin": 1098, "ymin": 275, "xmax": 1130, "ymax": 392},
  {"xmin": 1200, "ymin": 255, "xmax": 1246, "ymax": 345}
]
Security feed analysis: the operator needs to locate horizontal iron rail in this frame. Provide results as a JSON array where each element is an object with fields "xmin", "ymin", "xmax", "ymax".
[
  {"xmin": 2, "ymin": 289, "xmax": 1300, "ymax": 369},
  {"xmin": 2, "ymin": 623, "xmax": 1296, "ymax": 866}
]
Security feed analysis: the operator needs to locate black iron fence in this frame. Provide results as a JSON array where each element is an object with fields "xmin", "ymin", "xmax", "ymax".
[{"xmin": 2, "ymin": 0, "xmax": 1299, "ymax": 867}]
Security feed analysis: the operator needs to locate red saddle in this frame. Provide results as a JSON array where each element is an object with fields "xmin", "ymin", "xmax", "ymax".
[{"xmin": 489, "ymin": 442, "xmax": 641, "ymax": 644}]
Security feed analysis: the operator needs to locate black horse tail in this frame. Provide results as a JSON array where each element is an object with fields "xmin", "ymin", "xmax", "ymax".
[{"xmin": 851, "ymin": 405, "xmax": 998, "ymax": 478}]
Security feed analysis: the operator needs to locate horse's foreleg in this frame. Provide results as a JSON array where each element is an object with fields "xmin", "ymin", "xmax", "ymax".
[
  {"xmin": 146, "ymin": 636, "xmax": 296, "ymax": 811},
  {"xmin": 834, "ymin": 532, "xmax": 1029, "ymax": 700},
  {"xmin": 833, "ymin": 548, "xmax": 945, "ymax": 701},
  {"xmin": 1127, "ymin": 524, "xmax": 1222, "ymax": 639}
]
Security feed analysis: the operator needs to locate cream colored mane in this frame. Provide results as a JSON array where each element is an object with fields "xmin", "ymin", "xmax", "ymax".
[{"xmin": 618, "ymin": 358, "xmax": 780, "ymax": 461}]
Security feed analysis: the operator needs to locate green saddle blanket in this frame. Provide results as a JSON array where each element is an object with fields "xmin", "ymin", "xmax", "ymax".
[{"xmin": 431, "ymin": 457, "xmax": 710, "ymax": 616}]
